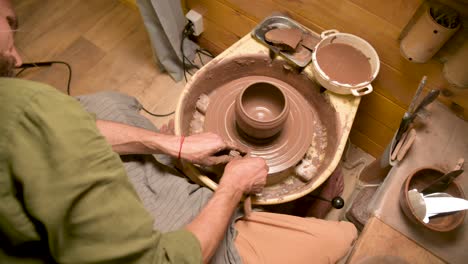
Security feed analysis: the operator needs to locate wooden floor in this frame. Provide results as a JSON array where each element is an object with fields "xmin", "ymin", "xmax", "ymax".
[{"xmin": 13, "ymin": 0, "xmax": 182, "ymax": 128}]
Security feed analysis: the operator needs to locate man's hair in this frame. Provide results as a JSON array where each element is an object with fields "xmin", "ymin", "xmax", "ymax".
[
  {"xmin": 0, "ymin": 53, "xmax": 15, "ymax": 77},
  {"xmin": 6, "ymin": 15, "xmax": 18, "ymax": 31}
]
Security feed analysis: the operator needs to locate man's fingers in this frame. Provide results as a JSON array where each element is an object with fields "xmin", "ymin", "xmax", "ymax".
[
  {"xmin": 207, "ymin": 155, "xmax": 233, "ymax": 166},
  {"xmin": 224, "ymin": 141, "xmax": 249, "ymax": 156}
]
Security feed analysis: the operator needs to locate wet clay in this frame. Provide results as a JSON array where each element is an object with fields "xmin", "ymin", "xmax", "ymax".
[
  {"xmin": 236, "ymin": 82, "xmax": 289, "ymax": 139},
  {"xmin": 265, "ymin": 28, "xmax": 302, "ymax": 51},
  {"xmin": 205, "ymin": 76, "xmax": 314, "ymax": 174},
  {"xmin": 300, "ymin": 33, "xmax": 320, "ymax": 51},
  {"xmin": 316, "ymin": 43, "xmax": 372, "ymax": 85},
  {"xmin": 288, "ymin": 45, "xmax": 312, "ymax": 62},
  {"xmin": 178, "ymin": 55, "xmax": 339, "ymax": 200},
  {"xmin": 241, "ymin": 83, "xmax": 285, "ymax": 121}
]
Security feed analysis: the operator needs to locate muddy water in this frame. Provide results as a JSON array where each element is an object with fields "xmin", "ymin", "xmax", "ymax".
[{"xmin": 316, "ymin": 43, "xmax": 372, "ymax": 85}]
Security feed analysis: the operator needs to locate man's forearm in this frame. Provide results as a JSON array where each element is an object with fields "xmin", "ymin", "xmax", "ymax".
[
  {"xmin": 186, "ymin": 185, "xmax": 243, "ymax": 263},
  {"xmin": 96, "ymin": 120, "xmax": 179, "ymax": 156}
]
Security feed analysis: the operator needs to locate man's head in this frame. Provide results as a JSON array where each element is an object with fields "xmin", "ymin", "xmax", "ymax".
[{"xmin": 0, "ymin": 0, "xmax": 22, "ymax": 77}]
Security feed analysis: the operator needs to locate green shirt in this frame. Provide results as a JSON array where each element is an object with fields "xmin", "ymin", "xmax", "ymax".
[{"xmin": 0, "ymin": 78, "xmax": 202, "ymax": 263}]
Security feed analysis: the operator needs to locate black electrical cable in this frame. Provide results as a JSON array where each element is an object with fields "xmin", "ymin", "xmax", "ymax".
[
  {"xmin": 195, "ymin": 48, "xmax": 216, "ymax": 66},
  {"xmin": 15, "ymin": 67, "xmax": 27, "ymax": 77},
  {"xmin": 50, "ymin": 61, "xmax": 72, "ymax": 95},
  {"xmin": 181, "ymin": 24, "xmax": 189, "ymax": 82},
  {"xmin": 196, "ymin": 48, "xmax": 214, "ymax": 58},
  {"xmin": 16, "ymin": 61, "xmax": 175, "ymax": 117},
  {"xmin": 197, "ymin": 51, "xmax": 204, "ymax": 66},
  {"xmin": 181, "ymin": 21, "xmax": 200, "ymax": 82},
  {"xmin": 16, "ymin": 61, "xmax": 72, "ymax": 95},
  {"xmin": 141, "ymin": 105, "xmax": 175, "ymax": 117}
]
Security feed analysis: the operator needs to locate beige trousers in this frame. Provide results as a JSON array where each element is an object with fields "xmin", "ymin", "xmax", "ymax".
[{"xmin": 235, "ymin": 212, "xmax": 357, "ymax": 264}]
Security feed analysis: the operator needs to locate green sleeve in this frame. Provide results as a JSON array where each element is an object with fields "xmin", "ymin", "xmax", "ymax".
[{"xmin": 5, "ymin": 79, "xmax": 202, "ymax": 264}]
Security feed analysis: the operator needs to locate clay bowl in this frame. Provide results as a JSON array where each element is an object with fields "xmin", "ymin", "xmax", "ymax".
[
  {"xmin": 399, "ymin": 167, "xmax": 465, "ymax": 232},
  {"xmin": 235, "ymin": 82, "xmax": 290, "ymax": 139}
]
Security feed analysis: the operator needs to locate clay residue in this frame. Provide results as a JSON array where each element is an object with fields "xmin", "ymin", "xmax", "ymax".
[
  {"xmin": 287, "ymin": 45, "xmax": 312, "ymax": 62},
  {"xmin": 265, "ymin": 28, "xmax": 320, "ymax": 66},
  {"xmin": 195, "ymin": 94, "xmax": 210, "ymax": 114},
  {"xmin": 189, "ymin": 110, "xmax": 205, "ymax": 135},
  {"xmin": 295, "ymin": 121, "xmax": 328, "ymax": 182},
  {"xmin": 316, "ymin": 43, "xmax": 372, "ymax": 85},
  {"xmin": 300, "ymin": 33, "xmax": 319, "ymax": 51},
  {"xmin": 265, "ymin": 28, "xmax": 303, "ymax": 51}
]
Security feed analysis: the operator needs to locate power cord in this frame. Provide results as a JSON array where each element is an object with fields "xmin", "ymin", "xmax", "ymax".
[
  {"xmin": 16, "ymin": 61, "xmax": 72, "ymax": 95},
  {"xmin": 196, "ymin": 48, "xmax": 214, "ymax": 66},
  {"xmin": 16, "ymin": 61, "xmax": 175, "ymax": 117},
  {"xmin": 141, "ymin": 105, "xmax": 175, "ymax": 117},
  {"xmin": 181, "ymin": 21, "xmax": 209, "ymax": 82}
]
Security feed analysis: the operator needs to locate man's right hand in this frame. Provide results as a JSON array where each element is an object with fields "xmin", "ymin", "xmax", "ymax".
[{"xmin": 219, "ymin": 157, "xmax": 268, "ymax": 195}]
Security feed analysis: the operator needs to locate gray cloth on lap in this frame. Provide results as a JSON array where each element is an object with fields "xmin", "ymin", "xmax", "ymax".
[{"xmin": 75, "ymin": 91, "xmax": 242, "ymax": 264}]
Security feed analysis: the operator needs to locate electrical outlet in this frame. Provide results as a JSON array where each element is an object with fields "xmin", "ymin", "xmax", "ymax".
[{"xmin": 186, "ymin": 10, "xmax": 204, "ymax": 36}]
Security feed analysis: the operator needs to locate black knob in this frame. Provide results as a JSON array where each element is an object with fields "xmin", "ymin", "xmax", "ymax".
[{"xmin": 331, "ymin": 196, "xmax": 345, "ymax": 209}]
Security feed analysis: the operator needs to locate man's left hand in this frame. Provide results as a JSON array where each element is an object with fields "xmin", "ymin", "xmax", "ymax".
[{"xmin": 180, "ymin": 132, "xmax": 248, "ymax": 166}]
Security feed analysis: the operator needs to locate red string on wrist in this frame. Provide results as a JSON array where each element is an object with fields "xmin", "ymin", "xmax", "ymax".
[{"xmin": 178, "ymin": 136, "xmax": 185, "ymax": 160}]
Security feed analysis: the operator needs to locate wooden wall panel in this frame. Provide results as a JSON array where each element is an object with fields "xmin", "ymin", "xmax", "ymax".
[
  {"xmin": 353, "ymin": 109, "xmax": 395, "ymax": 148},
  {"xmin": 112, "ymin": 0, "xmax": 466, "ymax": 157},
  {"xmin": 349, "ymin": 0, "xmax": 423, "ymax": 28},
  {"xmin": 188, "ymin": 0, "xmax": 257, "ymax": 38},
  {"xmin": 201, "ymin": 17, "xmax": 240, "ymax": 50},
  {"xmin": 349, "ymin": 130, "xmax": 385, "ymax": 158}
]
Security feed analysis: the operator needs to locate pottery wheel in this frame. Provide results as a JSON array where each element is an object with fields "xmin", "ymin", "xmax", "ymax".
[{"xmin": 204, "ymin": 76, "xmax": 314, "ymax": 174}]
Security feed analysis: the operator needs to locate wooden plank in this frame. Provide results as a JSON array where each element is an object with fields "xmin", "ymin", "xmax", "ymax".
[
  {"xmin": 200, "ymin": 17, "xmax": 239, "ymax": 50},
  {"xmin": 353, "ymin": 109, "xmax": 395, "ymax": 148},
  {"xmin": 197, "ymin": 36, "xmax": 225, "ymax": 55},
  {"xmin": 138, "ymin": 73, "xmax": 186, "ymax": 129},
  {"xmin": 84, "ymin": 3, "xmax": 142, "ymax": 53},
  {"xmin": 119, "ymin": 0, "xmax": 138, "ymax": 9},
  {"xmin": 75, "ymin": 25, "xmax": 154, "ymax": 95},
  {"xmin": 348, "ymin": 217, "xmax": 445, "ymax": 264},
  {"xmin": 359, "ymin": 91, "xmax": 406, "ymax": 131},
  {"xmin": 19, "ymin": 37, "xmax": 106, "ymax": 95},
  {"xmin": 217, "ymin": 0, "xmax": 287, "ymax": 22},
  {"xmin": 349, "ymin": 129, "xmax": 384, "ymax": 157},
  {"xmin": 349, "ymin": 0, "xmax": 422, "ymax": 29},
  {"xmin": 17, "ymin": 0, "xmax": 117, "ymax": 61},
  {"xmin": 187, "ymin": 0, "xmax": 257, "ymax": 38},
  {"xmin": 13, "ymin": 0, "xmax": 81, "ymax": 47},
  {"xmin": 14, "ymin": 0, "xmax": 182, "ymax": 132}
]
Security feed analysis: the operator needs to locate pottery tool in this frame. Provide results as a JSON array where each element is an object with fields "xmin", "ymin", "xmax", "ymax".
[
  {"xmin": 412, "ymin": 89, "xmax": 440, "ymax": 117},
  {"xmin": 394, "ymin": 76, "xmax": 426, "ymax": 144},
  {"xmin": 265, "ymin": 28, "xmax": 303, "ymax": 51},
  {"xmin": 421, "ymin": 169, "xmax": 464, "ymax": 195},
  {"xmin": 391, "ymin": 129, "xmax": 410, "ymax": 161},
  {"xmin": 396, "ymin": 129, "xmax": 417, "ymax": 161},
  {"xmin": 252, "ymin": 15, "xmax": 316, "ymax": 67},
  {"xmin": 395, "ymin": 86, "xmax": 440, "ymax": 146},
  {"xmin": 409, "ymin": 189, "xmax": 468, "ymax": 223},
  {"xmin": 373, "ymin": 77, "xmax": 431, "ymax": 180}
]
